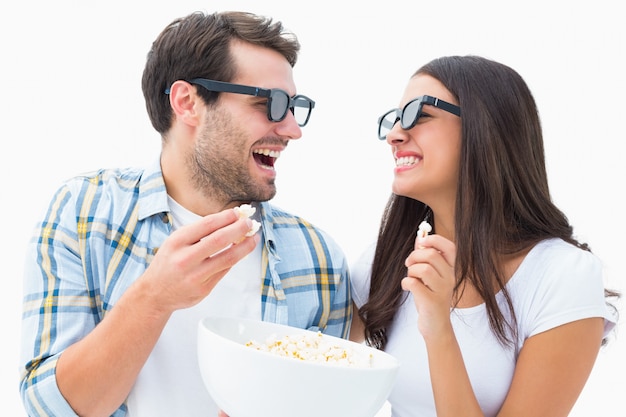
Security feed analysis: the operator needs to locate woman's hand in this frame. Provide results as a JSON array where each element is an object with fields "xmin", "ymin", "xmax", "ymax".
[
  {"xmin": 402, "ymin": 234, "xmax": 485, "ymax": 416},
  {"xmin": 401, "ymin": 233, "xmax": 457, "ymax": 339}
]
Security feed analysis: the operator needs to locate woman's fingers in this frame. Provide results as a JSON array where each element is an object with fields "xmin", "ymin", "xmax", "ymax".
[
  {"xmin": 403, "ymin": 234, "xmax": 457, "ymax": 299},
  {"xmin": 410, "ymin": 234, "xmax": 456, "ymax": 266}
]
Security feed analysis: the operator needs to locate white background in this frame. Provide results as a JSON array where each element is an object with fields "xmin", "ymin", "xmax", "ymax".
[{"xmin": 1, "ymin": 1, "xmax": 623, "ymax": 415}]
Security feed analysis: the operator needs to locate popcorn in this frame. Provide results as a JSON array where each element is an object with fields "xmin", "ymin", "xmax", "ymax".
[
  {"xmin": 234, "ymin": 204, "xmax": 261, "ymax": 237},
  {"xmin": 234, "ymin": 203, "xmax": 255, "ymax": 218},
  {"xmin": 246, "ymin": 332, "xmax": 372, "ymax": 368},
  {"xmin": 417, "ymin": 220, "xmax": 432, "ymax": 239}
]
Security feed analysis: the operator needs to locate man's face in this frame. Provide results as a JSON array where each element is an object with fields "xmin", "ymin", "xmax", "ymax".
[{"xmin": 189, "ymin": 41, "xmax": 304, "ymax": 205}]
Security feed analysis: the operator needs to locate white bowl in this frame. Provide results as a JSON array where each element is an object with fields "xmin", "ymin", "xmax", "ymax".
[{"xmin": 198, "ymin": 316, "xmax": 399, "ymax": 417}]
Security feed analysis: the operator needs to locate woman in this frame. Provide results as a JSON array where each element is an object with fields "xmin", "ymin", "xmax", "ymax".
[{"xmin": 350, "ymin": 55, "xmax": 618, "ymax": 417}]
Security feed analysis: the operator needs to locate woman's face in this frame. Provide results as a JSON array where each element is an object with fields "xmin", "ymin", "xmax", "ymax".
[{"xmin": 386, "ymin": 74, "xmax": 462, "ymax": 209}]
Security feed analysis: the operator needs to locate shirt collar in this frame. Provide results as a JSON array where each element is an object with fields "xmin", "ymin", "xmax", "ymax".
[{"xmin": 137, "ymin": 156, "xmax": 169, "ymax": 221}]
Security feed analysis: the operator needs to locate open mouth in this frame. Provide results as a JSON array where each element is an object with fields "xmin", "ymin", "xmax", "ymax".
[{"xmin": 253, "ymin": 149, "xmax": 280, "ymax": 169}]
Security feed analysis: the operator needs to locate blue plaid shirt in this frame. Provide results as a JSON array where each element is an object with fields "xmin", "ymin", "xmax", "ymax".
[{"xmin": 20, "ymin": 158, "xmax": 352, "ymax": 416}]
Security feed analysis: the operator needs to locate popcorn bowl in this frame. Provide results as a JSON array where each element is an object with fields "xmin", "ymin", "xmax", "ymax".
[{"xmin": 197, "ymin": 316, "xmax": 399, "ymax": 417}]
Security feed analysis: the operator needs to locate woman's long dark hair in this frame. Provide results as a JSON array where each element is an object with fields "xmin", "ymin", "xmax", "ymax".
[{"xmin": 360, "ymin": 55, "xmax": 619, "ymax": 350}]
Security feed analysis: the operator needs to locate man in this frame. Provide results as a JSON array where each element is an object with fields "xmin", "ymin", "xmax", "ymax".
[{"xmin": 20, "ymin": 11, "xmax": 351, "ymax": 416}]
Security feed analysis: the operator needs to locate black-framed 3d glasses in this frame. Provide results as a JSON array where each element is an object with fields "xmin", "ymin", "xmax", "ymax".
[
  {"xmin": 184, "ymin": 78, "xmax": 316, "ymax": 127},
  {"xmin": 377, "ymin": 95, "xmax": 461, "ymax": 140}
]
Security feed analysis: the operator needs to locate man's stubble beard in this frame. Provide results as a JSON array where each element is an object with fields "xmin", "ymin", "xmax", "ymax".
[{"xmin": 189, "ymin": 110, "xmax": 277, "ymax": 205}]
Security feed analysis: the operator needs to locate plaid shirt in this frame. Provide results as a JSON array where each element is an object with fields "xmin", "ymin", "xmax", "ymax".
[{"xmin": 20, "ymin": 158, "xmax": 352, "ymax": 416}]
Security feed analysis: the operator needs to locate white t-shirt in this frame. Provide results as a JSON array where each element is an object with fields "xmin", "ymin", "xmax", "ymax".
[
  {"xmin": 351, "ymin": 238, "xmax": 617, "ymax": 417},
  {"xmin": 126, "ymin": 197, "xmax": 262, "ymax": 417}
]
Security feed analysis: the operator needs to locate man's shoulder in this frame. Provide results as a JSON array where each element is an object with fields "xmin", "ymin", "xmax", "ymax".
[
  {"xmin": 58, "ymin": 163, "xmax": 167, "ymax": 218},
  {"xmin": 65, "ymin": 166, "xmax": 144, "ymax": 188},
  {"xmin": 86, "ymin": 165, "xmax": 146, "ymax": 179},
  {"xmin": 64, "ymin": 162, "xmax": 165, "ymax": 195}
]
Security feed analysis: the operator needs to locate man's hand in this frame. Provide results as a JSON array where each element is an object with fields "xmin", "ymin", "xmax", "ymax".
[{"xmin": 141, "ymin": 207, "xmax": 261, "ymax": 313}]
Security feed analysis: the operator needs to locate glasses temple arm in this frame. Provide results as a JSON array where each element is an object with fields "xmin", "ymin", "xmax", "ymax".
[{"xmin": 434, "ymin": 98, "xmax": 461, "ymax": 117}]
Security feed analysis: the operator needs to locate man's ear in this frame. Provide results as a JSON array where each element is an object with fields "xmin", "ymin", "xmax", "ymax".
[{"xmin": 168, "ymin": 80, "xmax": 202, "ymax": 127}]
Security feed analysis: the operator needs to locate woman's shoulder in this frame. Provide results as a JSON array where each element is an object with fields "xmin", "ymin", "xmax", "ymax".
[
  {"xmin": 510, "ymin": 238, "xmax": 615, "ymax": 339},
  {"xmin": 509, "ymin": 238, "xmax": 603, "ymax": 303},
  {"xmin": 524, "ymin": 238, "xmax": 601, "ymax": 273}
]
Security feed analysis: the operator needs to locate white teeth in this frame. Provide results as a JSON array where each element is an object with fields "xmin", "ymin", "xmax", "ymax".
[
  {"xmin": 396, "ymin": 156, "xmax": 418, "ymax": 166},
  {"xmin": 253, "ymin": 149, "xmax": 281, "ymax": 158}
]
